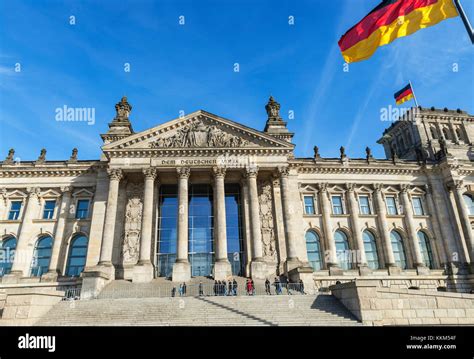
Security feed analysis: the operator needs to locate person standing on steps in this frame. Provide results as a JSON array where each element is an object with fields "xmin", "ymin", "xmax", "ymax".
[
  {"xmin": 274, "ymin": 277, "xmax": 281, "ymax": 295},
  {"xmin": 223, "ymin": 280, "xmax": 228, "ymax": 296},
  {"xmin": 233, "ymin": 278, "xmax": 238, "ymax": 296},
  {"xmin": 228, "ymin": 279, "xmax": 233, "ymax": 296},
  {"xmin": 213, "ymin": 280, "xmax": 218, "ymax": 296},
  {"xmin": 265, "ymin": 278, "xmax": 271, "ymax": 295},
  {"xmin": 286, "ymin": 278, "xmax": 293, "ymax": 295},
  {"xmin": 171, "ymin": 287, "xmax": 176, "ymax": 297},
  {"xmin": 246, "ymin": 278, "xmax": 252, "ymax": 295},
  {"xmin": 182, "ymin": 282, "xmax": 187, "ymax": 297},
  {"xmin": 199, "ymin": 281, "xmax": 204, "ymax": 297},
  {"xmin": 178, "ymin": 283, "xmax": 183, "ymax": 297},
  {"xmin": 250, "ymin": 279, "xmax": 255, "ymax": 295}
]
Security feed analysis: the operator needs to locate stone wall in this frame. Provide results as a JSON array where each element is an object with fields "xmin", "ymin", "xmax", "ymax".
[
  {"xmin": 0, "ymin": 287, "xmax": 65, "ymax": 326},
  {"xmin": 330, "ymin": 280, "xmax": 474, "ymax": 326}
]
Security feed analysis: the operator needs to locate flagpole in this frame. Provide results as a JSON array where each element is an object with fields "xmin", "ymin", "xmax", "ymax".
[
  {"xmin": 409, "ymin": 80, "xmax": 419, "ymax": 108},
  {"xmin": 454, "ymin": 0, "xmax": 474, "ymax": 44}
]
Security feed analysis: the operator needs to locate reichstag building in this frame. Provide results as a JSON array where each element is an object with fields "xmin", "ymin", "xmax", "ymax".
[{"xmin": 0, "ymin": 96, "xmax": 473, "ymax": 299}]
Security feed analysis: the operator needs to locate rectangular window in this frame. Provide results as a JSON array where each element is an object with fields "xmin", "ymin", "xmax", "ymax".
[
  {"xmin": 43, "ymin": 200, "xmax": 56, "ymax": 219},
  {"xmin": 303, "ymin": 195, "xmax": 315, "ymax": 215},
  {"xmin": 412, "ymin": 197, "xmax": 424, "ymax": 216},
  {"xmin": 8, "ymin": 201, "xmax": 22, "ymax": 220},
  {"xmin": 359, "ymin": 196, "xmax": 371, "ymax": 215},
  {"xmin": 386, "ymin": 196, "xmax": 398, "ymax": 215},
  {"xmin": 331, "ymin": 195, "xmax": 344, "ymax": 215},
  {"xmin": 76, "ymin": 199, "xmax": 89, "ymax": 219}
]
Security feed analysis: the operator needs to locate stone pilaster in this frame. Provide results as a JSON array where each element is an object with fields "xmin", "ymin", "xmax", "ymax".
[
  {"xmin": 44, "ymin": 186, "xmax": 72, "ymax": 280},
  {"xmin": 172, "ymin": 167, "xmax": 191, "ymax": 282},
  {"xmin": 449, "ymin": 180, "xmax": 474, "ymax": 265},
  {"xmin": 346, "ymin": 183, "xmax": 369, "ymax": 275},
  {"xmin": 400, "ymin": 184, "xmax": 429, "ymax": 274},
  {"xmin": 212, "ymin": 166, "xmax": 232, "ymax": 279},
  {"xmin": 133, "ymin": 167, "xmax": 157, "ymax": 283},
  {"xmin": 97, "ymin": 169, "xmax": 123, "ymax": 278},
  {"xmin": 240, "ymin": 177, "xmax": 252, "ymax": 277},
  {"xmin": 278, "ymin": 166, "xmax": 301, "ymax": 272},
  {"xmin": 424, "ymin": 184, "xmax": 448, "ymax": 267},
  {"xmin": 373, "ymin": 184, "xmax": 398, "ymax": 273},
  {"xmin": 246, "ymin": 166, "xmax": 266, "ymax": 279},
  {"xmin": 318, "ymin": 183, "xmax": 340, "ymax": 274},
  {"xmin": 7, "ymin": 187, "xmax": 41, "ymax": 279}
]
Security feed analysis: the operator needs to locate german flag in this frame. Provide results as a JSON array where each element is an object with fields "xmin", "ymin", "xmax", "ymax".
[
  {"xmin": 338, "ymin": 0, "xmax": 458, "ymax": 63},
  {"xmin": 394, "ymin": 83, "xmax": 414, "ymax": 104}
]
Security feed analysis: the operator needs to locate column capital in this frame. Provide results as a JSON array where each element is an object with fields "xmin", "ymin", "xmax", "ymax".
[
  {"xmin": 245, "ymin": 166, "xmax": 258, "ymax": 178},
  {"xmin": 317, "ymin": 182, "xmax": 329, "ymax": 193},
  {"xmin": 373, "ymin": 183, "xmax": 384, "ymax": 192},
  {"xmin": 26, "ymin": 187, "xmax": 41, "ymax": 198},
  {"xmin": 400, "ymin": 184, "xmax": 410, "ymax": 194},
  {"xmin": 345, "ymin": 183, "xmax": 356, "ymax": 192},
  {"xmin": 277, "ymin": 166, "xmax": 290, "ymax": 177},
  {"xmin": 60, "ymin": 186, "xmax": 72, "ymax": 194},
  {"xmin": 212, "ymin": 166, "xmax": 226, "ymax": 178},
  {"xmin": 177, "ymin": 167, "xmax": 191, "ymax": 179},
  {"xmin": 143, "ymin": 167, "xmax": 158, "ymax": 180},
  {"xmin": 107, "ymin": 168, "xmax": 123, "ymax": 181}
]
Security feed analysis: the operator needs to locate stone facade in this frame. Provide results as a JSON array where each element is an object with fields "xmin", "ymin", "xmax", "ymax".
[{"xmin": 0, "ymin": 97, "xmax": 473, "ymax": 302}]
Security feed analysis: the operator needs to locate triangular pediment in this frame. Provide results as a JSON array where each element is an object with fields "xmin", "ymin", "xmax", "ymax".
[{"xmin": 102, "ymin": 110, "xmax": 294, "ymax": 152}]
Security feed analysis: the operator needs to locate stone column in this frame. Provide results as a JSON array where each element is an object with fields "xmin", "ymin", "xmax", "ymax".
[
  {"xmin": 318, "ymin": 183, "xmax": 340, "ymax": 273},
  {"xmin": 400, "ymin": 184, "xmax": 428, "ymax": 274},
  {"xmin": 98, "ymin": 169, "xmax": 123, "ymax": 278},
  {"xmin": 450, "ymin": 180, "xmax": 474, "ymax": 264},
  {"xmin": 212, "ymin": 166, "xmax": 232, "ymax": 279},
  {"xmin": 133, "ymin": 167, "xmax": 157, "ymax": 283},
  {"xmin": 8, "ymin": 187, "xmax": 41, "ymax": 278},
  {"xmin": 172, "ymin": 167, "xmax": 191, "ymax": 282},
  {"xmin": 246, "ymin": 166, "xmax": 266, "ymax": 279},
  {"xmin": 278, "ymin": 166, "xmax": 300, "ymax": 272},
  {"xmin": 346, "ymin": 183, "xmax": 369, "ymax": 274},
  {"xmin": 373, "ymin": 184, "xmax": 397, "ymax": 273},
  {"xmin": 424, "ymin": 184, "xmax": 448, "ymax": 267},
  {"xmin": 240, "ymin": 178, "xmax": 252, "ymax": 277},
  {"xmin": 45, "ymin": 186, "xmax": 72, "ymax": 279}
]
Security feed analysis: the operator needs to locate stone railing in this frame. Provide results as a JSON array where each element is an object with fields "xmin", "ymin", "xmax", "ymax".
[{"xmin": 330, "ymin": 280, "xmax": 474, "ymax": 326}]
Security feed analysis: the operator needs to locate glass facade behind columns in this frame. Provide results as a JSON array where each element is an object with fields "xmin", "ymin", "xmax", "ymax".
[
  {"xmin": 225, "ymin": 183, "xmax": 244, "ymax": 276},
  {"xmin": 188, "ymin": 184, "xmax": 214, "ymax": 277},
  {"xmin": 156, "ymin": 185, "xmax": 178, "ymax": 278}
]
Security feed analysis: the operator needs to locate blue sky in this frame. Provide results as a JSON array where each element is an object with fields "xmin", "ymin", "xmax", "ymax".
[{"xmin": 0, "ymin": 0, "xmax": 473, "ymax": 161}]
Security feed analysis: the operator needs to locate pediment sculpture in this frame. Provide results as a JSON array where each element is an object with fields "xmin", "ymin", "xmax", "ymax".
[{"xmin": 150, "ymin": 120, "xmax": 250, "ymax": 148}]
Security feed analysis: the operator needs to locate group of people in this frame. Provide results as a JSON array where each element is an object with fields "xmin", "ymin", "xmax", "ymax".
[
  {"xmin": 265, "ymin": 278, "xmax": 306, "ymax": 295},
  {"xmin": 170, "ymin": 277, "xmax": 306, "ymax": 297}
]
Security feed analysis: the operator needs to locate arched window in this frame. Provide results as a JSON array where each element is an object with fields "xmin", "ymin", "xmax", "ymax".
[
  {"xmin": 0, "ymin": 236, "xmax": 17, "ymax": 276},
  {"xmin": 335, "ymin": 230, "xmax": 350, "ymax": 270},
  {"xmin": 390, "ymin": 231, "xmax": 407, "ymax": 269},
  {"xmin": 417, "ymin": 231, "xmax": 434, "ymax": 269},
  {"xmin": 66, "ymin": 235, "xmax": 88, "ymax": 277},
  {"xmin": 463, "ymin": 194, "xmax": 474, "ymax": 215},
  {"xmin": 305, "ymin": 231, "xmax": 322, "ymax": 271},
  {"xmin": 363, "ymin": 230, "xmax": 379, "ymax": 270},
  {"xmin": 430, "ymin": 127, "xmax": 438, "ymax": 139},
  {"xmin": 30, "ymin": 236, "xmax": 53, "ymax": 277}
]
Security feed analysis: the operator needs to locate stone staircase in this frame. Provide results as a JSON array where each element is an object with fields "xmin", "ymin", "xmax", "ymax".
[{"xmin": 36, "ymin": 292, "xmax": 362, "ymax": 326}]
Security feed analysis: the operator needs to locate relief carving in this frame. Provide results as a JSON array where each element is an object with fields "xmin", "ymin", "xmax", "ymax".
[
  {"xmin": 258, "ymin": 180, "xmax": 277, "ymax": 261},
  {"xmin": 121, "ymin": 183, "xmax": 143, "ymax": 264},
  {"xmin": 150, "ymin": 120, "xmax": 250, "ymax": 148}
]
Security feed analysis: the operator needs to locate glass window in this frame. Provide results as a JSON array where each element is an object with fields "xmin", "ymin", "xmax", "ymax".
[
  {"xmin": 463, "ymin": 194, "xmax": 474, "ymax": 216},
  {"xmin": 390, "ymin": 231, "xmax": 407, "ymax": 269},
  {"xmin": 43, "ymin": 200, "xmax": 56, "ymax": 219},
  {"xmin": 157, "ymin": 185, "xmax": 178, "ymax": 278},
  {"xmin": 412, "ymin": 197, "xmax": 424, "ymax": 216},
  {"xmin": 8, "ymin": 201, "xmax": 22, "ymax": 220},
  {"xmin": 417, "ymin": 232, "xmax": 434, "ymax": 269},
  {"xmin": 75, "ymin": 199, "xmax": 89, "ymax": 219},
  {"xmin": 30, "ymin": 236, "xmax": 53, "ymax": 277},
  {"xmin": 335, "ymin": 230, "xmax": 350, "ymax": 270},
  {"xmin": 331, "ymin": 195, "xmax": 344, "ymax": 215},
  {"xmin": 306, "ymin": 231, "xmax": 322, "ymax": 271},
  {"xmin": 363, "ymin": 231, "xmax": 379, "ymax": 270},
  {"xmin": 386, "ymin": 196, "xmax": 398, "ymax": 215},
  {"xmin": 304, "ymin": 196, "xmax": 315, "ymax": 215},
  {"xmin": 66, "ymin": 235, "xmax": 89, "ymax": 276},
  {"xmin": 359, "ymin": 196, "xmax": 371, "ymax": 215},
  {"xmin": 225, "ymin": 184, "xmax": 244, "ymax": 277},
  {"xmin": 0, "ymin": 236, "xmax": 17, "ymax": 276}
]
